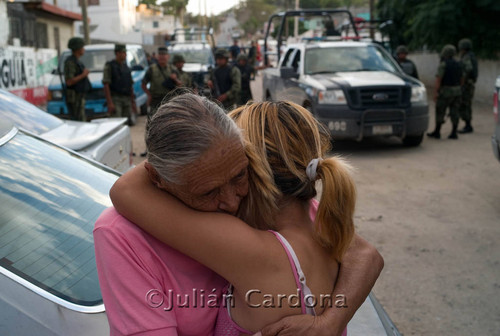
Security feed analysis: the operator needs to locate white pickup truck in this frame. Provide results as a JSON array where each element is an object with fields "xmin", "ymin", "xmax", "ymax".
[{"xmin": 261, "ymin": 10, "xmax": 429, "ymax": 146}]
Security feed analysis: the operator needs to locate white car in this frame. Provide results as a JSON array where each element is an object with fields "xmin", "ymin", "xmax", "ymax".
[
  {"xmin": 0, "ymin": 89, "xmax": 133, "ymax": 173},
  {"xmin": 0, "ymin": 119, "xmax": 399, "ymax": 335}
]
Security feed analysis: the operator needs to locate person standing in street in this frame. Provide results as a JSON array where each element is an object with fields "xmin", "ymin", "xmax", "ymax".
[
  {"xmin": 395, "ymin": 45, "xmax": 419, "ymax": 79},
  {"xmin": 141, "ymin": 47, "xmax": 180, "ymax": 122},
  {"xmin": 64, "ymin": 37, "xmax": 91, "ymax": 121},
  {"xmin": 140, "ymin": 47, "xmax": 180, "ymax": 157},
  {"xmin": 229, "ymin": 39, "xmax": 241, "ymax": 62},
  {"xmin": 427, "ymin": 44, "xmax": 463, "ymax": 140},
  {"xmin": 172, "ymin": 54, "xmax": 195, "ymax": 92},
  {"xmin": 457, "ymin": 38, "xmax": 478, "ymax": 133},
  {"xmin": 103, "ymin": 44, "xmax": 136, "ymax": 123},
  {"xmin": 235, "ymin": 53, "xmax": 254, "ymax": 106},
  {"xmin": 207, "ymin": 48, "xmax": 241, "ymax": 110}
]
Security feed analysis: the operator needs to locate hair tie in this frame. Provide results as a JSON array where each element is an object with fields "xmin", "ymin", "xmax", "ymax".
[{"xmin": 306, "ymin": 158, "xmax": 322, "ymax": 181}]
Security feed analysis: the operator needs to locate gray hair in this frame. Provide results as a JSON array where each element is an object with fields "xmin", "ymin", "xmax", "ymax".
[{"xmin": 146, "ymin": 93, "xmax": 242, "ymax": 185}]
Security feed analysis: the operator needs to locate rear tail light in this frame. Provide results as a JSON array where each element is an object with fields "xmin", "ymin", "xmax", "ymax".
[
  {"xmin": 47, "ymin": 90, "xmax": 52, "ymax": 101},
  {"xmin": 494, "ymin": 91, "xmax": 499, "ymax": 123}
]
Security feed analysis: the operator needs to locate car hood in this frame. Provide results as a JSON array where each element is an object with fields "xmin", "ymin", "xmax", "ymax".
[
  {"xmin": 315, "ymin": 71, "xmax": 407, "ymax": 88},
  {"xmin": 40, "ymin": 118, "xmax": 127, "ymax": 151}
]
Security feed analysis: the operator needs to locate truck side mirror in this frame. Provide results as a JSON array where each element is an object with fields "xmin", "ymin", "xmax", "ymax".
[{"xmin": 280, "ymin": 66, "xmax": 299, "ymax": 79}]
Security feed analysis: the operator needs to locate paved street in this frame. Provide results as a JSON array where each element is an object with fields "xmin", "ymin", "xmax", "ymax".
[{"xmin": 130, "ymin": 76, "xmax": 500, "ymax": 335}]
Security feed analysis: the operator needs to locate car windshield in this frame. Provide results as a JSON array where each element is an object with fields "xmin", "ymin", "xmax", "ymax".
[
  {"xmin": 171, "ymin": 48, "xmax": 214, "ymax": 64},
  {"xmin": 59, "ymin": 49, "xmax": 115, "ymax": 73},
  {"xmin": 304, "ymin": 45, "xmax": 399, "ymax": 75},
  {"xmin": 0, "ymin": 90, "xmax": 63, "ymax": 134},
  {"xmin": 0, "ymin": 131, "xmax": 118, "ymax": 306}
]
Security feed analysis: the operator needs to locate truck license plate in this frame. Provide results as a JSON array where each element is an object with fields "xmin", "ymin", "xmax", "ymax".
[{"xmin": 372, "ymin": 125, "xmax": 393, "ymax": 135}]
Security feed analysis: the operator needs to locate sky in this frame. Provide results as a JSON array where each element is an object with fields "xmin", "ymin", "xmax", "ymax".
[{"xmin": 186, "ymin": 0, "xmax": 240, "ymax": 16}]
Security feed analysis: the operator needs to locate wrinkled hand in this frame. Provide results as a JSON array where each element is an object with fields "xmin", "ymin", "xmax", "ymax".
[
  {"xmin": 259, "ymin": 315, "xmax": 317, "ymax": 336},
  {"xmin": 259, "ymin": 314, "xmax": 344, "ymax": 336}
]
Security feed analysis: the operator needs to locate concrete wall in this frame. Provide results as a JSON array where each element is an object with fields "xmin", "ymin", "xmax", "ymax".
[
  {"xmin": 0, "ymin": 0, "xmax": 8, "ymax": 46},
  {"xmin": 410, "ymin": 51, "xmax": 500, "ymax": 102},
  {"xmin": 36, "ymin": 17, "xmax": 74, "ymax": 52}
]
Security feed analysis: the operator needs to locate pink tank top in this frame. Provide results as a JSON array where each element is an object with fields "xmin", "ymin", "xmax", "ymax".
[{"xmin": 214, "ymin": 230, "xmax": 347, "ymax": 336}]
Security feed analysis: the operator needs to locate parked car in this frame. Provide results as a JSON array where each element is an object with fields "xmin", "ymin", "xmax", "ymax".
[
  {"xmin": 0, "ymin": 89, "xmax": 133, "ymax": 173},
  {"xmin": 262, "ymin": 9, "xmax": 429, "ymax": 147},
  {"xmin": 46, "ymin": 44, "xmax": 149, "ymax": 126},
  {"xmin": 0, "ymin": 121, "xmax": 115, "ymax": 335},
  {"xmin": 492, "ymin": 75, "xmax": 500, "ymax": 162}
]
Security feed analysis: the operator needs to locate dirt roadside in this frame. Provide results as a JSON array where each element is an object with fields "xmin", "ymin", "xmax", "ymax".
[{"xmin": 129, "ymin": 85, "xmax": 500, "ymax": 335}]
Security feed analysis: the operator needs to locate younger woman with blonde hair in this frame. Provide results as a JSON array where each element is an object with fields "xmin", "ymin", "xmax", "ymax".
[{"xmin": 110, "ymin": 99, "xmax": 357, "ymax": 334}]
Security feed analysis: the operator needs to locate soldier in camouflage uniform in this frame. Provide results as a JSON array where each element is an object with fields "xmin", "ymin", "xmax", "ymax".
[
  {"xmin": 172, "ymin": 54, "xmax": 194, "ymax": 91},
  {"xmin": 103, "ymin": 44, "xmax": 136, "ymax": 122},
  {"xmin": 457, "ymin": 38, "xmax": 478, "ymax": 133},
  {"xmin": 64, "ymin": 37, "xmax": 91, "ymax": 121},
  {"xmin": 235, "ymin": 53, "xmax": 254, "ymax": 106},
  {"xmin": 207, "ymin": 48, "xmax": 241, "ymax": 110},
  {"xmin": 395, "ymin": 45, "xmax": 419, "ymax": 79},
  {"xmin": 427, "ymin": 45, "xmax": 463, "ymax": 140},
  {"xmin": 141, "ymin": 47, "xmax": 180, "ymax": 122}
]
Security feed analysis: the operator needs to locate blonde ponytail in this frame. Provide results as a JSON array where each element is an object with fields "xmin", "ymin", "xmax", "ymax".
[{"xmin": 315, "ymin": 156, "xmax": 356, "ymax": 262}]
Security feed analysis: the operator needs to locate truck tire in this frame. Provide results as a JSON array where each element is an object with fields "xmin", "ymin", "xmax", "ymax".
[{"xmin": 402, "ymin": 133, "xmax": 424, "ymax": 147}]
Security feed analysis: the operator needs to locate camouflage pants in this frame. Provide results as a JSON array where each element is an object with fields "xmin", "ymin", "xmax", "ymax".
[
  {"xmin": 67, "ymin": 91, "xmax": 86, "ymax": 122},
  {"xmin": 459, "ymin": 82, "xmax": 475, "ymax": 122},
  {"xmin": 436, "ymin": 94, "xmax": 461, "ymax": 126},
  {"xmin": 110, "ymin": 94, "xmax": 132, "ymax": 118}
]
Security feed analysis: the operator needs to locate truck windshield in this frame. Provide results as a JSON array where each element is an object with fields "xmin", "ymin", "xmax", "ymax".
[
  {"xmin": 171, "ymin": 48, "xmax": 214, "ymax": 64},
  {"xmin": 59, "ymin": 50, "xmax": 115, "ymax": 73},
  {"xmin": 305, "ymin": 45, "xmax": 399, "ymax": 75}
]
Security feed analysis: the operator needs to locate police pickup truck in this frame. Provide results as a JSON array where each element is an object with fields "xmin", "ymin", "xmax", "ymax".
[{"xmin": 261, "ymin": 10, "xmax": 429, "ymax": 146}]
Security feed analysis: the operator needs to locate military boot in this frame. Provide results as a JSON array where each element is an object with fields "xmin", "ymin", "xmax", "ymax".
[
  {"xmin": 458, "ymin": 121, "xmax": 473, "ymax": 134},
  {"xmin": 427, "ymin": 123, "xmax": 442, "ymax": 139},
  {"xmin": 448, "ymin": 125, "xmax": 458, "ymax": 139}
]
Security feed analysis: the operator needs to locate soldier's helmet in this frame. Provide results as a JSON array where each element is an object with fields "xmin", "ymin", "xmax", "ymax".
[
  {"xmin": 440, "ymin": 44, "xmax": 457, "ymax": 59},
  {"xmin": 236, "ymin": 53, "xmax": 248, "ymax": 62},
  {"xmin": 396, "ymin": 45, "xmax": 408, "ymax": 55},
  {"xmin": 458, "ymin": 38, "xmax": 472, "ymax": 51},
  {"xmin": 67, "ymin": 37, "xmax": 85, "ymax": 51},
  {"xmin": 114, "ymin": 44, "xmax": 126, "ymax": 52},
  {"xmin": 172, "ymin": 54, "xmax": 185, "ymax": 64},
  {"xmin": 214, "ymin": 48, "xmax": 230, "ymax": 59}
]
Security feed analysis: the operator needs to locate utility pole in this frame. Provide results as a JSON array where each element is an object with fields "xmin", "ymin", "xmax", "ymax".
[
  {"xmin": 81, "ymin": 0, "xmax": 90, "ymax": 44},
  {"xmin": 369, "ymin": 0, "xmax": 374, "ymax": 40},
  {"xmin": 294, "ymin": 0, "xmax": 299, "ymax": 38}
]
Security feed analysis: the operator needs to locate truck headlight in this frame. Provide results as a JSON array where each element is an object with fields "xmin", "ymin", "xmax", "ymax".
[
  {"xmin": 318, "ymin": 90, "xmax": 347, "ymax": 105},
  {"xmin": 411, "ymin": 86, "xmax": 427, "ymax": 104}
]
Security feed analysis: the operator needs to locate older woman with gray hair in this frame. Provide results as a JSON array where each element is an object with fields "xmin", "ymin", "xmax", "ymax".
[{"xmin": 94, "ymin": 93, "xmax": 383, "ymax": 336}]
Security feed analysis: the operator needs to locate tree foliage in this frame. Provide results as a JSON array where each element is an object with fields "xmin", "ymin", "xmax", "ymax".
[
  {"xmin": 236, "ymin": 0, "xmax": 277, "ymax": 35},
  {"xmin": 377, "ymin": 0, "xmax": 500, "ymax": 58},
  {"xmin": 139, "ymin": 0, "xmax": 157, "ymax": 5}
]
